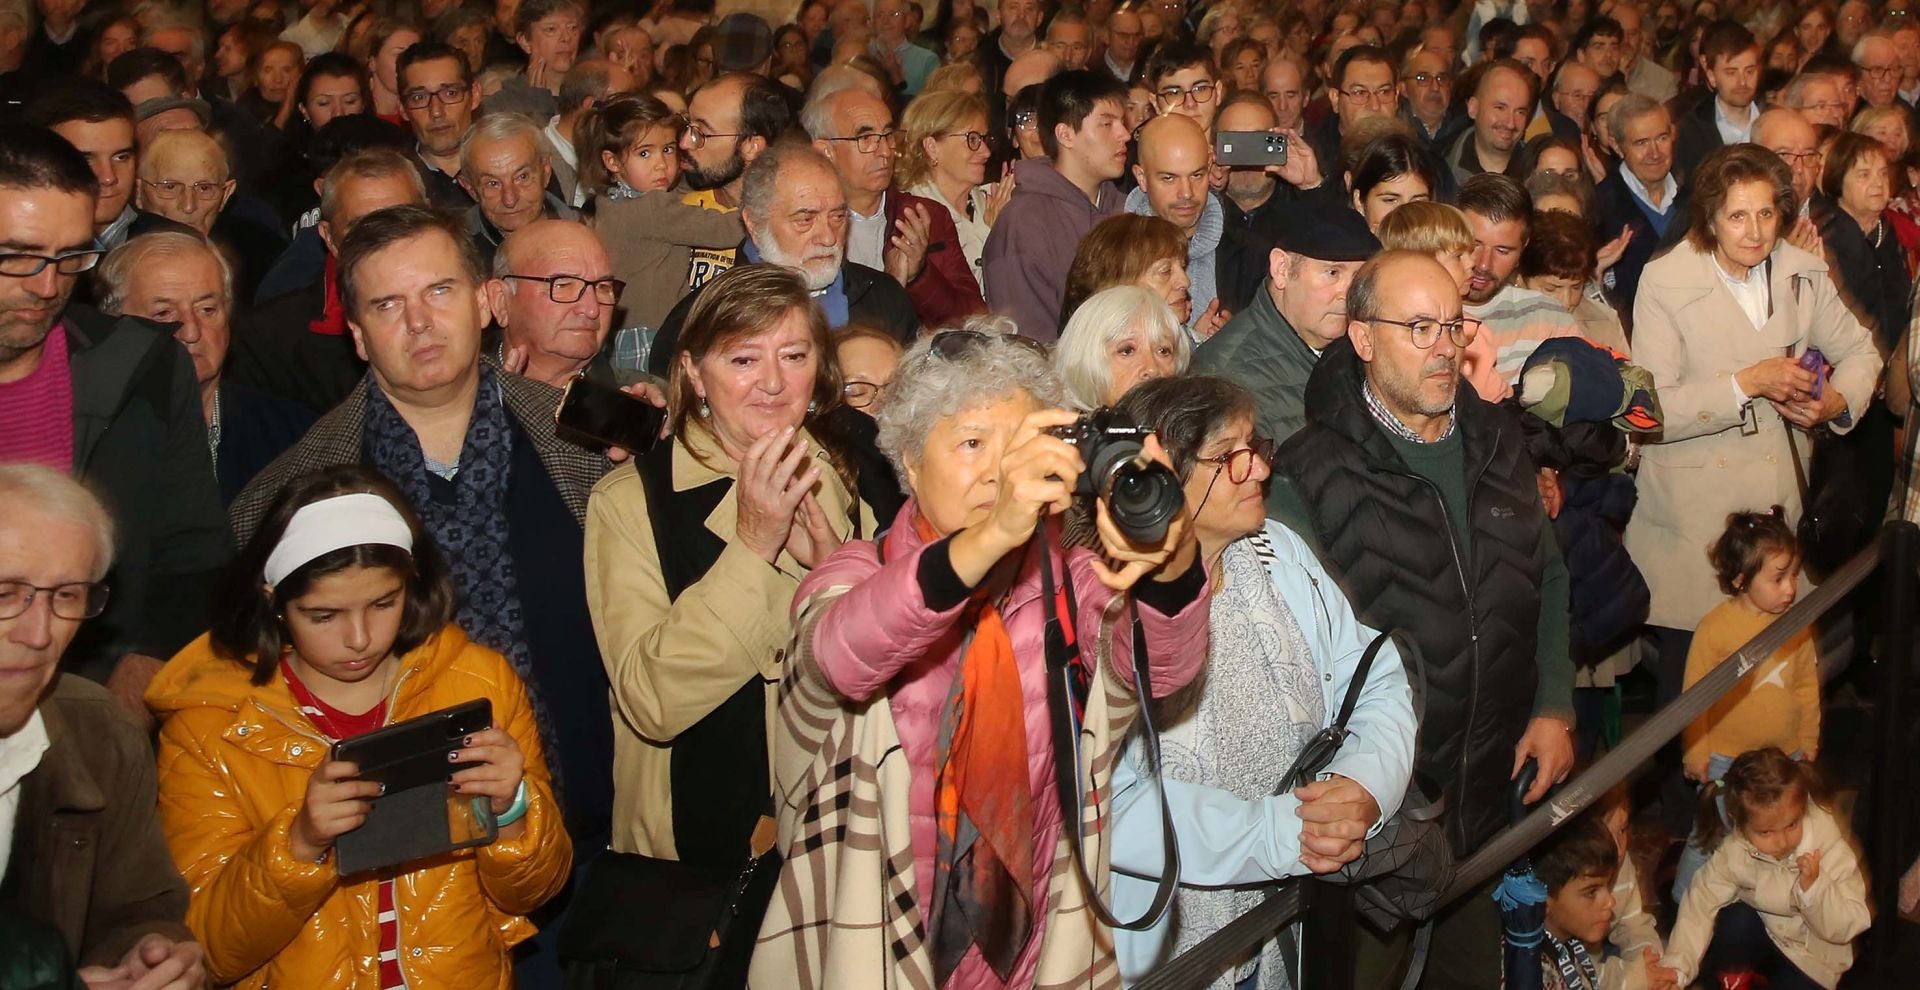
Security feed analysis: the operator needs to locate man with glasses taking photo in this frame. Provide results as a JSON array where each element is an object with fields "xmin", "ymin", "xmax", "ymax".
[
  {"xmin": 398, "ymin": 41, "xmax": 483, "ymax": 209},
  {"xmin": 804, "ymin": 86, "xmax": 982, "ymax": 330},
  {"xmin": 0, "ymin": 124, "xmax": 228, "ymax": 723}
]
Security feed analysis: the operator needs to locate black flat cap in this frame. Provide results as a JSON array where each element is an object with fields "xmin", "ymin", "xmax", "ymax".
[{"xmin": 1272, "ymin": 197, "xmax": 1382, "ymax": 262}]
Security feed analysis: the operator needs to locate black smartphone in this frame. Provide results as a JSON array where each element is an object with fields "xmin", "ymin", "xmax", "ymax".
[
  {"xmin": 1215, "ymin": 130, "xmax": 1288, "ymax": 167},
  {"xmin": 555, "ymin": 376, "xmax": 666, "ymax": 453},
  {"xmin": 330, "ymin": 699, "xmax": 497, "ymax": 875}
]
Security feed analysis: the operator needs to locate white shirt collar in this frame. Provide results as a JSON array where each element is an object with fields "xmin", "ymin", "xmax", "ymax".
[
  {"xmin": 1618, "ymin": 162, "xmax": 1678, "ymax": 215},
  {"xmin": 0, "ymin": 710, "xmax": 49, "ymax": 795},
  {"xmin": 1714, "ymin": 98, "xmax": 1759, "ymax": 144}
]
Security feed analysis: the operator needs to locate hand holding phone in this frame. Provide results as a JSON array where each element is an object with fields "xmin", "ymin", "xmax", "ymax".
[
  {"xmin": 1215, "ymin": 130, "xmax": 1288, "ymax": 167},
  {"xmin": 1799, "ymin": 347, "xmax": 1828, "ymax": 400},
  {"xmin": 555, "ymin": 376, "xmax": 668, "ymax": 453}
]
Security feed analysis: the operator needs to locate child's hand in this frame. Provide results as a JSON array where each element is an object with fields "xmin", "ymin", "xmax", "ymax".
[
  {"xmin": 1798, "ymin": 850, "xmax": 1822, "ymax": 890},
  {"xmin": 1643, "ymin": 948, "xmax": 1680, "ymax": 990},
  {"xmin": 450, "ymin": 728, "xmax": 526, "ymax": 816}
]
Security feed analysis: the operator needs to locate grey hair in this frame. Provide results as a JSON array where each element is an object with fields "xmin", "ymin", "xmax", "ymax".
[
  {"xmin": 947, "ymin": 312, "xmax": 1020, "ymax": 336},
  {"xmin": 1607, "ymin": 91, "xmax": 1667, "ymax": 148},
  {"xmin": 798, "ymin": 85, "xmax": 842, "ymax": 140},
  {"xmin": 0, "ymin": 465, "xmax": 117, "ymax": 580},
  {"xmin": 1052, "ymin": 285, "xmax": 1191, "ymax": 411},
  {"xmin": 876, "ymin": 332, "xmax": 1066, "ymax": 479},
  {"xmin": 319, "ymin": 147, "xmax": 427, "ymax": 229},
  {"xmin": 459, "ymin": 111, "xmax": 548, "ymax": 177},
  {"xmin": 94, "ymin": 231, "xmax": 234, "ymax": 317},
  {"xmin": 740, "ymin": 138, "xmax": 835, "ymax": 229}
]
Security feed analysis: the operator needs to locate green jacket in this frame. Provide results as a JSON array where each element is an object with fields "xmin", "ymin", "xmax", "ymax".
[{"xmin": 1190, "ymin": 284, "xmax": 1322, "ymax": 514}]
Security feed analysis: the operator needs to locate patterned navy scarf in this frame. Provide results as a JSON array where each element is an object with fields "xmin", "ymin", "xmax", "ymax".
[{"xmin": 362, "ymin": 366, "xmax": 564, "ymax": 798}]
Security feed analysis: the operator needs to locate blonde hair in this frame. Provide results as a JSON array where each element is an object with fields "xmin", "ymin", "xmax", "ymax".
[
  {"xmin": 1376, "ymin": 200, "xmax": 1473, "ymax": 255},
  {"xmin": 921, "ymin": 61, "xmax": 983, "ymax": 96},
  {"xmin": 897, "ymin": 90, "xmax": 989, "ymax": 188}
]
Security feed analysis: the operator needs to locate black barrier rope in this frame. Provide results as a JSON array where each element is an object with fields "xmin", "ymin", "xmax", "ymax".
[{"xmin": 1135, "ymin": 531, "xmax": 1892, "ymax": 990}]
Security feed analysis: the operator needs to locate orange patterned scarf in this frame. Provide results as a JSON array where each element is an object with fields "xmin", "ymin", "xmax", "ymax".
[{"xmin": 907, "ymin": 513, "xmax": 1036, "ymax": 983}]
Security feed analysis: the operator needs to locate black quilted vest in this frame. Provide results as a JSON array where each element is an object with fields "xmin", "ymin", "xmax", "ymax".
[{"xmin": 1276, "ymin": 340, "xmax": 1548, "ymax": 853}]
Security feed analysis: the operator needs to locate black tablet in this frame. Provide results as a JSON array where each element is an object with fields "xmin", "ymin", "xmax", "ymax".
[{"xmin": 330, "ymin": 699, "xmax": 498, "ymax": 875}]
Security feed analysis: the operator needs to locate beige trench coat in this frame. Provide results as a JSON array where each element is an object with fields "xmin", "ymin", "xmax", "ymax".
[{"xmin": 1624, "ymin": 240, "xmax": 1882, "ymax": 630}]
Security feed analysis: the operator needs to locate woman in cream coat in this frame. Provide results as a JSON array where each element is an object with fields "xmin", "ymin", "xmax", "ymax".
[{"xmin": 1626, "ymin": 145, "xmax": 1882, "ymax": 694}]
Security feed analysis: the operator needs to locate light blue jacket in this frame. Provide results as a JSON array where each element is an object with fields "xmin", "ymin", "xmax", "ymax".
[{"xmin": 1109, "ymin": 519, "xmax": 1418, "ymax": 983}]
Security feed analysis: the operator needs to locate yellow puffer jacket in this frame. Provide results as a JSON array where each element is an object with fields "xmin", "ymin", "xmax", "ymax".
[{"xmin": 147, "ymin": 625, "xmax": 573, "ymax": 988}]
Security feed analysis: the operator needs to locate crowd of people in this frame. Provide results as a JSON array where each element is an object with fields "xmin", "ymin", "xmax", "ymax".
[{"xmin": 3, "ymin": 0, "xmax": 1920, "ymax": 986}]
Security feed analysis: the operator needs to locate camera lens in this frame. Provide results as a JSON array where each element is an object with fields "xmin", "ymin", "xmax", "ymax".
[{"xmin": 1102, "ymin": 459, "xmax": 1183, "ymax": 544}]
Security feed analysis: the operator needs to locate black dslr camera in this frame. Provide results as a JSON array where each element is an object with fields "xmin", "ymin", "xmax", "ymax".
[{"xmin": 1047, "ymin": 408, "xmax": 1185, "ymax": 544}]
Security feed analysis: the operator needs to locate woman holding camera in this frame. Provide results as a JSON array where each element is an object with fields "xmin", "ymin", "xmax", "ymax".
[
  {"xmin": 146, "ymin": 465, "xmax": 571, "ymax": 988},
  {"xmin": 1103, "ymin": 376, "xmax": 1416, "ymax": 989},
  {"xmin": 752, "ymin": 331, "xmax": 1211, "ymax": 989},
  {"xmin": 582, "ymin": 264, "xmax": 869, "ymax": 981}
]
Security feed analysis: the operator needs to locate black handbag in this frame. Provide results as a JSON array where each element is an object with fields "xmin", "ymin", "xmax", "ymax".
[
  {"xmin": 1785, "ymin": 421, "xmax": 1878, "ymax": 583},
  {"xmin": 558, "ymin": 827, "xmax": 781, "ymax": 990}
]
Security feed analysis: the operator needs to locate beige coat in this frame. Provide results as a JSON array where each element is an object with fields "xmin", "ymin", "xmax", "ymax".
[
  {"xmin": 582, "ymin": 422, "xmax": 866, "ymax": 858},
  {"xmin": 1663, "ymin": 803, "xmax": 1869, "ymax": 989},
  {"xmin": 1624, "ymin": 241, "xmax": 1882, "ymax": 630}
]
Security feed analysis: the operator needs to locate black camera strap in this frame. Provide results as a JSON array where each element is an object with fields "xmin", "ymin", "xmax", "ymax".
[{"xmin": 1034, "ymin": 532, "xmax": 1181, "ymax": 932}]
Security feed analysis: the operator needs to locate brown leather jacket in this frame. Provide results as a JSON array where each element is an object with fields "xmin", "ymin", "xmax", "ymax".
[{"xmin": 6, "ymin": 676, "xmax": 193, "ymax": 967}]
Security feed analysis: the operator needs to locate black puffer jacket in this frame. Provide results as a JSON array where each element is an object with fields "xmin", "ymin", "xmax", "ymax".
[{"xmin": 1274, "ymin": 340, "xmax": 1551, "ymax": 852}]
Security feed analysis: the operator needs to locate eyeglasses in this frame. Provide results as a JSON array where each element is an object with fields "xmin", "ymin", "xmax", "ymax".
[
  {"xmin": 1773, "ymin": 148, "xmax": 1820, "ymax": 166},
  {"xmin": 0, "ymin": 581, "xmax": 110, "ymax": 621},
  {"xmin": 683, "ymin": 118, "xmax": 744, "ymax": 147},
  {"xmin": 942, "ymin": 130, "xmax": 990, "ymax": 150},
  {"xmin": 1156, "ymin": 81, "xmax": 1217, "ymax": 105},
  {"xmin": 139, "ymin": 178, "xmax": 224, "ymax": 201},
  {"xmin": 0, "ymin": 246, "xmax": 106, "ymax": 278},
  {"xmin": 1342, "ymin": 84, "xmax": 1399, "ymax": 105},
  {"xmin": 824, "ymin": 128, "xmax": 899, "ymax": 154},
  {"xmin": 1199, "ymin": 436, "xmax": 1277, "ymax": 484},
  {"xmin": 1367, "ymin": 315, "xmax": 1482, "ymax": 349},
  {"xmin": 402, "ymin": 83, "xmax": 471, "ymax": 110},
  {"xmin": 842, "ymin": 379, "xmax": 888, "ymax": 408},
  {"xmin": 1410, "ymin": 71, "xmax": 1453, "ymax": 85},
  {"xmin": 501, "ymin": 274, "xmax": 626, "ymax": 304},
  {"xmin": 1011, "ymin": 110, "xmax": 1037, "ymax": 129}
]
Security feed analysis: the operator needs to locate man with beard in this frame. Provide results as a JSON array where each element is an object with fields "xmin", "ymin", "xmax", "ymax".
[
  {"xmin": 1402, "ymin": 46, "xmax": 1459, "ymax": 145},
  {"xmin": 1595, "ymin": 93, "xmax": 1682, "ymax": 325},
  {"xmin": 647, "ymin": 142, "xmax": 916, "ymax": 376},
  {"xmin": 678, "ymin": 72, "xmax": 793, "ymax": 291},
  {"xmin": 1270, "ymin": 250, "xmax": 1573, "ymax": 990},
  {"xmin": 1456, "ymin": 174, "xmax": 1579, "ymax": 384},
  {"xmin": 1674, "ymin": 21, "xmax": 1761, "ymax": 178},
  {"xmin": 0, "ymin": 125, "xmax": 228, "ymax": 713},
  {"xmin": 1443, "ymin": 58, "xmax": 1534, "ymax": 181}
]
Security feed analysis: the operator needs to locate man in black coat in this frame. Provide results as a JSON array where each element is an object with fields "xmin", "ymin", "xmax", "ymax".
[
  {"xmin": 648, "ymin": 142, "xmax": 916, "ymax": 377},
  {"xmin": 1594, "ymin": 94, "xmax": 1686, "ymax": 329},
  {"xmin": 1269, "ymin": 251, "xmax": 1574, "ymax": 990},
  {"xmin": 1672, "ymin": 21, "xmax": 1762, "ymax": 178},
  {"xmin": 0, "ymin": 125, "xmax": 229, "ymax": 715}
]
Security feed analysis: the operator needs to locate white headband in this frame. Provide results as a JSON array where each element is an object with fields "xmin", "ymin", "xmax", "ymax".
[{"xmin": 263, "ymin": 492, "xmax": 416, "ymax": 587}]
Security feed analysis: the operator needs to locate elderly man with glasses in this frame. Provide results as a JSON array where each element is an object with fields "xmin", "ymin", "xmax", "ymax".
[
  {"xmin": 804, "ymin": 86, "xmax": 982, "ymax": 330},
  {"xmin": 132, "ymin": 128, "xmax": 287, "ymax": 300},
  {"xmin": 485, "ymin": 218, "xmax": 638, "ymax": 388},
  {"xmin": 0, "ymin": 125, "xmax": 228, "ymax": 721}
]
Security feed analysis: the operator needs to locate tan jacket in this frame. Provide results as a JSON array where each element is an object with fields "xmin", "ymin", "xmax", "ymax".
[
  {"xmin": 1664, "ymin": 803, "xmax": 1869, "ymax": 988},
  {"xmin": 1624, "ymin": 241, "xmax": 1882, "ymax": 629},
  {"xmin": 582, "ymin": 422, "xmax": 864, "ymax": 858}
]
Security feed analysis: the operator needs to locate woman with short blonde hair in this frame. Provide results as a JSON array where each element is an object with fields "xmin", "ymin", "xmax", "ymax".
[{"xmin": 899, "ymin": 89, "xmax": 1002, "ymax": 278}]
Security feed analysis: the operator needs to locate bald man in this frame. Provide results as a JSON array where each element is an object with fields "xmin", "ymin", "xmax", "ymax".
[
  {"xmin": 1262, "ymin": 54, "xmax": 1308, "ymax": 132},
  {"xmin": 805, "ymin": 87, "xmax": 983, "ymax": 328},
  {"xmin": 1128, "ymin": 114, "xmax": 1263, "ymax": 333},
  {"xmin": 1754, "ymin": 108, "xmax": 1827, "ymax": 255},
  {"xmin": 1003, "ymin": 48, "xmax": 1062, "ymax": 105},
  {"xmin": 1549, "ymin": 61, "xmax": 1600, "ymax": 131},
  {"xmin": 1271, "ymin": 251, "xmax": 1573, "ymax": 990},
  {"xmin": 485, "ymin": 219, "xmax": 630, "ymax": 388},
  {"xmin": 1444, "ymin": 60, "xmax": 1534, "ymax": 180},
  {"xmin": 133, "ymin": 128, "xmax": 287, "ymax": 299}
]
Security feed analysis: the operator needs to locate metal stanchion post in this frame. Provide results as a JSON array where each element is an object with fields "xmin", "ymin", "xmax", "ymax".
[{"xmin": 1874, "ymin": 522, "xmax": 1918, "ymax": 976}]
